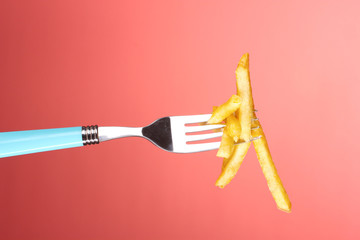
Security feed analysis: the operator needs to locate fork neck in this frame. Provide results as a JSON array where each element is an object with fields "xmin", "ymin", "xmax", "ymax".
[{"xmin": 98, "ymin": 127, "xmax": 143, "ymax": 142}]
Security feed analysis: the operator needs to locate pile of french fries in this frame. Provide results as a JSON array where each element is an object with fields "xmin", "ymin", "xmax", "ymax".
[{"xmin": 209, "ymin": 53, "xmax": 291, "ymax": 212}]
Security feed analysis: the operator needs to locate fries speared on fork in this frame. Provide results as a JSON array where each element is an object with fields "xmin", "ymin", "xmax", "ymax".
[{"xmin": 210, "ymin": 53, "xmax": 291, "ymax": 212}]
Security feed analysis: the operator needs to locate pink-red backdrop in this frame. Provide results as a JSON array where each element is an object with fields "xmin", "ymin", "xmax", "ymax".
[{"xmin": 1, "ymin": 0, "xmax": 359, "ymax": 239}]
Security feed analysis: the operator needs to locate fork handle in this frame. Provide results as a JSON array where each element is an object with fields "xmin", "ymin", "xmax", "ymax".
[{"xmin": 0, "ymin": 126, "xmax": 100, "ymax": 158}]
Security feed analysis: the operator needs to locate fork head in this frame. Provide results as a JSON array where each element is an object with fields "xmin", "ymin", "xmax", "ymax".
[
  {"xmin": 142, "ymin": 114, "xmax": 260, "ymax": 153},
  {"xmin": 142, "ymin": 114, "xmax": 224, "ymax": 153},
  {"xmin": 169, "ymin": 114, "xmax": 225, "ymax": 153}
]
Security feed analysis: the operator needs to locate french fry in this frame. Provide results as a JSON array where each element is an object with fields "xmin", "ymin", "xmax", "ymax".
[
  {"xmin": 216, "ymin": 128, "xmax": 234, "ymax": 158},
  {"xmin": 215, "ymin": 142, "xmax": 251, "ymax": 188},
  {"xmin": 213, "ymin": 106, "xmax": 234, "ymax": 158},
  {"xmin": 212, "ymin": 105, "xmax": 233, "ymax": 166},
  {"xmin": 200, "ymin": 106, "xmax": 222, "ymax": 132},
  {"xmin": 215, "ymin": 54, "xmax": 253, "ymax": 187},
  {"xmin": 251, "ymin": 116, "xmax": 291, "ymax": 212},
  {"xmin": 208, "ymin": 95, "xmax": 241, "ymax": 124},
  {"xmin": 236, "ymin": 53, "xmax": 254, "ymax": 142},
  {"xmin": 225, "ymin": 113, "xmax": 241, "ymax": 142},
  {"xmin": 211, "ymin": 106, "xmax": 223, "ymax": 132}
]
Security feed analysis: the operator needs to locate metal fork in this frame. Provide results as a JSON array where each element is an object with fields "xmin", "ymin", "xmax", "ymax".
[
  {"xmin": 100, "ymin": 114, "xmax": 226, "ymax": 153},
  {"xmin": 100, "ymin": 113, "xmax": 260, "ymax": 153},
  {"xmin": 0, "ymin": 114, "xmax": 259, "ymax": 158}
]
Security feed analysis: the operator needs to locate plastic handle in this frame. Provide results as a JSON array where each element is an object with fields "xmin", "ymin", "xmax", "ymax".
[{"xmin": 0, "ymin": 127, "xmax": 83, "ymax": 158}]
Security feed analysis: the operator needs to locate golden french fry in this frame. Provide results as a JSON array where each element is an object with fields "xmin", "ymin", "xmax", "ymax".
[
  {"xmin": 215, "ymin": 142, "xmax": 251, "ymax": 188},
  {"xmin": 216, "ymin": 128, "xmax": 234, "ymax": 158},
  {"xmin": 214, "ymin": 105, "xmax": 233, "ymax": 169},
  {"xmin": 208, "ymin": 95, "xmax": 241, "ymax": 124},
  {"xmin": 252, "ymin": 115, "xmax": 291, "ymax": 212},
  {"xmin": 209, "ymin": 106, "xmax": 223, "ymax": 132},
  {"xmin": 236, "ymin": 53, "xmax": 254, "ymax": 142},
  {"xmin": 215, "ymin": 54, "xmax": 253, "ymax": 187},
  {"xmin": 225, "ymin": 114, "xmax": 241, "ymax": 142}
]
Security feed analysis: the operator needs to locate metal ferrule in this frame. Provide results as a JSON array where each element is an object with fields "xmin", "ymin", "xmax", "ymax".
[{"xmin": 82, "ymin": 125, "xmax": 99, "ymax": 145}]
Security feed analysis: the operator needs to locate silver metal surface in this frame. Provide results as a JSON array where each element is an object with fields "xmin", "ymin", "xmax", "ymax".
[
  {"xmin": 185, "ymin": 124, "xmax": 225, "ymax": 133},
  {"xmin": 95, "ymin": 113, "xmax": 261, "ymax": 153},
  {"xmin": 98, "ymin": 127, "xmax": 142, "ymax": 142},
  {"xmin": 170, "ymin": 114, "xmax": 221, "ymax": 153},
  {"xmin": 185, "ymin": 132, "xmax": 223, "ymax": 142},
  {"xmin": 235, "ymin": 136, "xmax": 262, "ymax": 145}
]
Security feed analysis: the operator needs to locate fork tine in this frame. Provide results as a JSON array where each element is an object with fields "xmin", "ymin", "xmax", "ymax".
[
  {"xmin": 185, "ymin": 122, "xmax": 258, "ymax": 132},
  {"xmin": 251, "ymin": 136, "xmax": 262, "ymax": 141},
  {"xmin": 174, "ymin": 113, "xmax": 258, "ymax": 124},
  {"xmin": 234, "ymin": 136, "xmax": 262, "ymax": 145},
  {"xmin": 185, "ymin": 132, "xmax": 223, "ymax": 142},
  {"xmin": 184, "ymin": 142, "xmax": 221, "ymax": 153},
  {"xmin": 180, "ymin": 114, "xmax": 212, "ymax": 124},
  {"xmin": 186, "ymin": 136, "xmax": 262, "ymax": 152},
  {"xmin": 185, "ymin": 124, "xmax": 225, "ymax": 133}
]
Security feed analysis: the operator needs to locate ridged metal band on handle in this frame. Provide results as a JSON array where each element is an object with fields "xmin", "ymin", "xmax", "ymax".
[{"xmin": 82, "ymin": 125, "xmax": 99, "ymax": 145}]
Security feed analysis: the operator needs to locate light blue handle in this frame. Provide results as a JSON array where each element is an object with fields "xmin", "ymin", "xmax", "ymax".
[{"xmin": 0, "ymin": 127, "xmax": 83, "ymax": 158}]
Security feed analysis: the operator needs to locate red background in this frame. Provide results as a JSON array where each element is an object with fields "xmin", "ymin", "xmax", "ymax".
[{"xmin": 1, "ymin": 0, "xmax": 360, "ymax": 239}]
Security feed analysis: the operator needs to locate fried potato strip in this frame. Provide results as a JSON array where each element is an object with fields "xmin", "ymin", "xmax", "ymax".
[
  {"xmin": 235, "ymin": 53, "xmax": 254, "ymax": 142},
  {"xmin": 208, "ymin": 95, "xmax": 241, "ymax": 124},
  {"xmin": 251, "ymin": 116, "xmax": 291, "ymax": 212},
  {"xmin": 216, "ymin": 128, "xmax": 234, "ymax": 158},
  {"xmin": 225, "ymin": 114, "xmax": 241, "ymax": 142},
  {"xmin": 215, "ymin": 142, "xmax": 251, "ymax": 188}
]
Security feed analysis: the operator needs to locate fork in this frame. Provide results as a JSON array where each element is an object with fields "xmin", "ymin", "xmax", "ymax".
[{"xmin": 0, "ymin": 114, "xmax": 259, "ymax": 158}]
